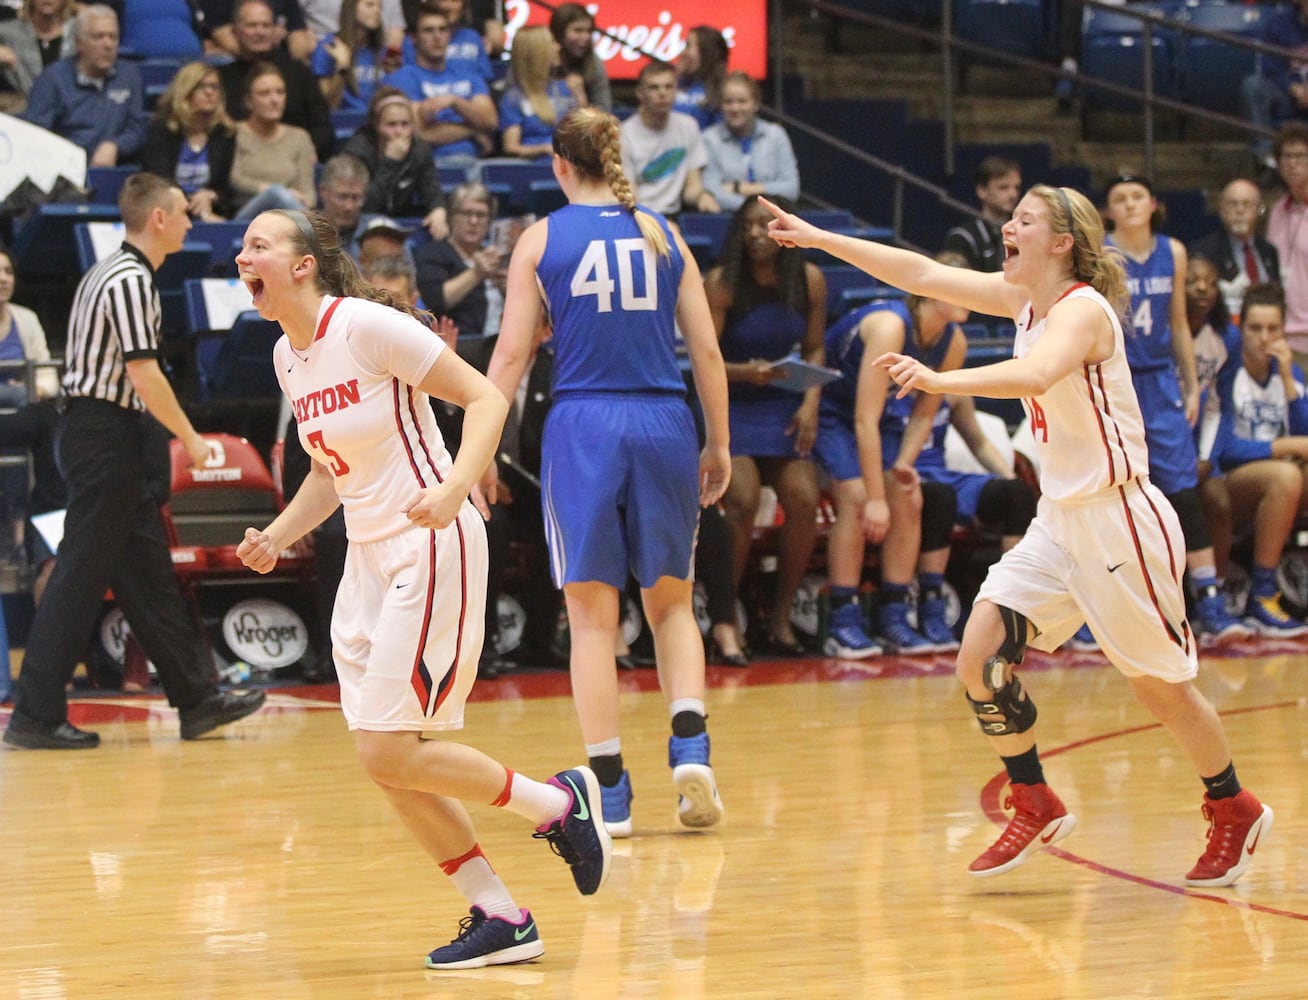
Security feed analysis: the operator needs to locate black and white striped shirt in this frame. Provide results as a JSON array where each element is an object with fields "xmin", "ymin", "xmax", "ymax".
[{"xmin": 61, "ymin": 242, "xmax": 160, "ymax": 411}]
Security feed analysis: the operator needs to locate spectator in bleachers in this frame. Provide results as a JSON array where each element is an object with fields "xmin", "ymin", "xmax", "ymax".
[
  {"xmin": 313, "ymin": 0, "xmax": 386, "ymax": 113},
  {"xmin": 497, "ymin": 24, "xmax": 583, "ymax": 161},
  {"xmin": 414, "ymin": 181, "xmax": 501, "ymax": 337},
  {"xmin": 1238, "ymin": 0, "xmax": 1308, "ymax": 174},
  {"xmin": 0, "ymin": 246, "xmax": 57, "ymax": 405},
  {"xmin": 941, "ymin": 156, "xmax": 1021, "ymax": 274},
  {"xmin": 0, "ymin": 0, "xmax": 75, "ymax": 112},
  {"xmin": 1207, "ymin": 282, "xmax": 1308, "ymax": 636},
  {"xmin": 1188, "ymin": 255, "xmax": 1239, "ymax": 481},
  {"xmin": 675, "ymin": 25, "xmax": 727, "ymax": 129},
  {"xmin": 341, "ymin": 86, "xmax": 446, "ymax": 236},
  {"xmin": 120, "ymin": 0, "xmax": 201, "ymax": 59},
  {"xmin": 300, "ymin": 0, "xmax": 407, "ymax": 56},
  {"xmin": 1104, "ymin": 172, "xmax": 1251, "ymax": 646},
  {"xmin": 356, "ymin": 214, "xmax": 408, "ymax": 268},
  {"xmin": 418, "ymin": 0, "xmax": 493, "ymax": 87},
  {"xmin": 142, "ymin": 61, "xmax": 239, "ymax": 222},
  {"xmin": 315, "ymin": 151, "xmax": 367, "ymax": 248},
  {"xmin": 1188, "ymin": 176, "xmax": 1279, "ymax": 320},
  {"xmin": 230, "ymin": 61, "xmax": 317, "ymax": 219},
  {"xmin": 549, "ymin": 2, "xmax": 609, "ymax": 111},
  {"xmin": 24, "ymin": 4, "xmax": 145, "ymax": 166},
  {"xmin": 201, "ymin": 0, "xmax": 313, "ymax": 62},
  {"xmin": 1268, "ymin": 123, "xmax": 1308, "ymax": 368},
  {"xmin": 814, "ymin": 262, "xmax": 971, "ymax": 657},
  {"xmin": 217, "ymin": 0, "xmax": 336, "ymax": 161},
  {"xmin": 702, "ymin": 70, "xmax": 799, "ymax": 215},
  {"xmin": 382, "ymin": 1, "xmax": 496, "ymax": 172},
  {"xmin": 706, "ymin": 195, "xmax": 825, "ymax": 654},
  {"xmin": 622, "ymin": 60, "xmax": 718, "ymax": 222}
]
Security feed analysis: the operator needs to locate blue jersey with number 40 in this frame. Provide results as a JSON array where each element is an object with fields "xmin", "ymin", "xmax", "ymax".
[{"xmin": 537, "ymin": 203, "xmax": 687, "ymax": 396}]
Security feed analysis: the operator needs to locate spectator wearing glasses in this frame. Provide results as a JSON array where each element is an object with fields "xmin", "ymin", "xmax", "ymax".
[
  {"xmin": 1268, "ymin": 123, "xmax": 1308, "ymax": 369},
  {"xmin": 414, "ymin": 182, "xmax": 503, "ymax": 338},
  {"xmin": 1188, "ymin": 177, "xmax": 1279, "ymax": 319}
]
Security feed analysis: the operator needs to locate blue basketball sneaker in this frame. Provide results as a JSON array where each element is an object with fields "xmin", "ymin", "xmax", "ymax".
[
  {"xmin": 1196, "ymin": 591, "xmax": 1253, "ymax": 647},
  {"xmin": 822, "ymin": 601, "xmax": 882, "ymax": 659},
  {"xmin": 600, "ymin": 770, "xmax": 633, "ymax": 839},
  {"xmin": 533, "ymin": 767, "xmax": 612, "ymax": 895},
  {"xmin": 1243, "ymin": 592, "xmax": 1308, "ymax": 637},
  {"xmin": 877, "ymin": 598, "xmax": 933, "ymax": 654},
  {"xmin": 918, "ymin": 595, "xmax": 959, "ymax": 652},
  {"xmin": 426, "ymin": 907, "xmax": 543, "ymax": 970},
  {"xmin": 1065, "ymin": 624, "xmax": 1099, "ymax": 652},
  {"xmin": 668, "ymin": 732, "xmax": 724, "ymax": 829}
]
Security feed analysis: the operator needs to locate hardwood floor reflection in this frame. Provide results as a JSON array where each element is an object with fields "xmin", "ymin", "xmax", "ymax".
[{"xmin": 1, "ymin": 645, "xmax": 1306, "ymax": 998}]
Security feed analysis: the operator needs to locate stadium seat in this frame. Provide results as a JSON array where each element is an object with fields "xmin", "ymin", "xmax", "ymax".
[
  {"xmin": 820, "ymin": 264, "xmax": 883, "ymax": 320},
  {"xmin": 12, "ymin": 204, "xmax": 121, "ymax": 277},
  {"xmin": 86, "ymin": 166, "xmax": 135, "ymax": 206},
  {"xmin": 481, "ymin": 160, "xmax": 557, "ymax": 214},
  {"xmin": 74, "ymin": 221, "xmax": 210, "ymax": 334},
  {"xmin": 527, "ymin": 178, "xmax": 566, "ymax": 216},
  {"xmin": 1175, "ymin": 0, "xmax": 1269, "ymax": 117},
  {"xmin": 1080, "ymin": 3, "xmax": 1181, "ymax": 115},
  {"xmin": 680, "ymin": 213, "xmax": 731, "ymax": 263},
  {"xmin": 953, "ymin": 0, "xmax": 1051, "ymax": 63},
  {"xmin": 190, "ymin": 221, "xmax": 248, "ymax": 275},
  {"xmin": 204, "ymin": 311, "xmax": 283, "ymax": 400}
]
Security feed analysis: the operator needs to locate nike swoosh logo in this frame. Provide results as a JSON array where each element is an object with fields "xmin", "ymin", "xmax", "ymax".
[
  {"xmin": 1246, "ymin": 827, "xmax": 1261, "ymax": 856},
  {"xmin": 1041, "ymin": 820, "xmax": 1066, "ymax": 844},
  {"xmin": 1107, "ymin": 561, "xmax": 1126, "ymax": 573},
  {"xmin": 564, "ymin": 774, "xmax": 589, "ymax": 821},
  {"xmin": 514, "ymin": 922, "xmax": 535, "ymax": 941}
]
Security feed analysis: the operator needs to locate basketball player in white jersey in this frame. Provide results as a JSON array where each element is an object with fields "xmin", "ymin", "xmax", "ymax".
[
  {"xmin": 760, "ymin": 188, "xmax": 1271, "ymax": 889},
  {"xmin": 233, "ymin": 208, "xmax": 611, "ymax": 971}
]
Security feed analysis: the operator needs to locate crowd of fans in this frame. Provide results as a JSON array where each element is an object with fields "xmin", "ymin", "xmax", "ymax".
[{"xmin": 1, "ymin": 0, "xmax": 1307, "ymax": 692}]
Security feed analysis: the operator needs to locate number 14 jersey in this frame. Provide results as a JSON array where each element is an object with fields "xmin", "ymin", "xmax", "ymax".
[{"xmin": 1014, "ymin": 284, "xmax": 1150, "ymax": 501}]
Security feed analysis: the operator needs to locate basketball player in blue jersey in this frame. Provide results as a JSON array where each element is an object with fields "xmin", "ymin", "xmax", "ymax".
[
  {"xmin": 1104, "ymin": 174, "xmax": 1252, "ymax": 646},
  {"xmin": 761, "ymin": 188, "xmax": 1270, "ymax": 889},
  {"xmin": 484, "ymin": 108, "xmax": 732, "ymax": 839},
  {"xmin": 816, "ymin": 286, "xmax": 968, "ymax": 656}
]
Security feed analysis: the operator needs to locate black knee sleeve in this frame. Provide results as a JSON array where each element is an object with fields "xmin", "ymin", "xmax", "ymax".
[
  {"xmin": 1167, "ymin": 486, "xmax": 1212, "ymax": 552},
  {"xmin": 967, "ymin": 674, "xmax": 1038, "ymax": 736},
  {"xmin": 921, "ymin": 480, "xmax": 958, "ymax": 551},
  {"xmin": 975, "ymin": 477, "xmax": 1037, "ymax": 536}
]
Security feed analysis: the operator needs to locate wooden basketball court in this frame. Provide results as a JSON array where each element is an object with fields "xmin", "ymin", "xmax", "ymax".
[{"xmin": 2, "ymin": 643, "xmax": 1305, "ymax": 998}]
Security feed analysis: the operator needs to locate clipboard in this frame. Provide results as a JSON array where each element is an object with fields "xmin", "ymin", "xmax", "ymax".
[{"xmin": 768, "ymin": 355, "xmax": 842, "ymax": 393}]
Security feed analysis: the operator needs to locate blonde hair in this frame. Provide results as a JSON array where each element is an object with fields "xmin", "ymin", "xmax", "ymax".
[
  {"xmin": 154, "ymin": 61, "xmax": 234, "ymax": 135},
  {"xmin": 510, "ymin": 25, "xmax": 558, "ymax": 126},
  {"xmin": 552, "ymin": 107, "xmax": 669, "ymax": 258},
  {"xmin": 1032, "ymin": 184, "xmax": 1129, "ymax": 318}
]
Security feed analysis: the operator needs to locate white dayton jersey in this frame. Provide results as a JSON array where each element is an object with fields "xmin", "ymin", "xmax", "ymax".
[
  {"xmin": 1013, "ymin": 284, "xmax": 1151, "ymax": 501},
  {"xmin": 275, "ymin": 296, "xmax": 453, "ymax": 541}
]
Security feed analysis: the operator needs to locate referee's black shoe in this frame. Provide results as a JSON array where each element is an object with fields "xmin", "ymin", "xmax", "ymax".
[
  {"xmin": 4, "ymin": 715, "xmax": 101, "ymax": 750},
  {"xmin": 180, "ymin": 690, "xmax": 267, "ymax": 741}
]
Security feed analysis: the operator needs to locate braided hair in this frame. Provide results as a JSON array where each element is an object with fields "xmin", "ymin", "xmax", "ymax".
[{"xmin": 552, "ymin": 107, "xmax": 670, "ymax": 259}]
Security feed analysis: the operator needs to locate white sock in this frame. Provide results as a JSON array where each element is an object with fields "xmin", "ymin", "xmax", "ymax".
[
  {"xmin": 492, "ymin": 769, "xmax": 571, "ymax": 827},
  {"xmin": 669, "ymin": 698, "xmax": 706, "ymax": 720},
  {"xmin": 585, "ymin": 737, "xmax": 622, "ymax": 758},
  {"xmin": 441, "ymin": 846, "xmax": 519, "ymax": 921}
]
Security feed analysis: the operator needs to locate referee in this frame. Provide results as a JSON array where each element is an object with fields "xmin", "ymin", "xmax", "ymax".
[{"xmin": 4, "ymin": 173, "xmax": 265, "ymax": 750}]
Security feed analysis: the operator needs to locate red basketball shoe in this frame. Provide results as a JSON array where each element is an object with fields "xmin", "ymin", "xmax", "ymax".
[
  {"xmin": 969, "ymin": 782, "xmax": 1077, "ymax": 877},
  {"xmin": 1185, "ymin": 789, "xmax": 1272, "ymax": 888}
]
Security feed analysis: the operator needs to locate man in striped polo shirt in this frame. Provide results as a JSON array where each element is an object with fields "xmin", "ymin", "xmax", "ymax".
[{"xmin": 4, "ymin": 173, "xmax": 265, "ymax": 750}]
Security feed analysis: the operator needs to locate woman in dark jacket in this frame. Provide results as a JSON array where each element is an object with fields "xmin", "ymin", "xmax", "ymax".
[
  {"xmin": 141, "ymin": 60, "xmax": 239, "ymax": 221},
  {"xmin": 341, "ymin": 85, "xmax": 447, "ymax": 238}
]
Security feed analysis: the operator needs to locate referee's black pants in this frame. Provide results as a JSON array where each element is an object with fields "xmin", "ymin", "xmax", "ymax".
[{"xmin": 12, "ymin": 399, "xmax": 215, "ymax": 727}]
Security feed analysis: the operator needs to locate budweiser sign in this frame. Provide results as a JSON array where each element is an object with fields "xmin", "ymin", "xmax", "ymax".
[{"xmin": 503, "ymin": 0, "xmax": 768, "ymax": 80}]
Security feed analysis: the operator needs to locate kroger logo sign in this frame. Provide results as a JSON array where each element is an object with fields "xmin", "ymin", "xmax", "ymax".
[{"xmin": 222, "ymin": 599, "xmax": 309, "ymax": 670}]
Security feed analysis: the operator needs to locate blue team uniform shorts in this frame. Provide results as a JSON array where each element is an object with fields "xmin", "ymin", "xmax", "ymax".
[
  {"xmin": 541, "ymin": 393, "xmax": 700, "ymax": 589},
  {"xmin": 1132, "ymin": 367, "xmax": 1199, "ymax": 494},
  {"xmin": 813, "ymin": 410, "xmax": 862, "ymax": 482}
]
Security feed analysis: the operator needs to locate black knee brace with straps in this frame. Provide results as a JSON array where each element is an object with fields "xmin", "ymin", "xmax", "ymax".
[
  {"xmin": 966, "ymin": 674, "xmax": 1037, "ymax": 736},
  {"xmin": 981, "ymin": 604, "xmax": 1029, "ymax": 691}
]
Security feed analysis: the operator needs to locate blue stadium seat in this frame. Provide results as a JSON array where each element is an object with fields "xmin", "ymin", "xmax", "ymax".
[
  {"xmin": 87, "ymin": 166, "xmax": 136, "ymax": 205},
  {"xmin": 799, "ymin": 209, "xmax": 854, "ymax": 230},
  {"xmin": 1175, "ymin": 0, "xmax": 1269, "ymax": 116},
  {"xmin": 679, "ymin": 213, "xmax": 731, "ymax": 263},
  {"xmin": 527, "ymin": 178, "xmax": 566, "ymax": 216},
  {"xmin": 12, "ymin": 204, "xmax": 121, "ymax": 277},
  {"xmin": 205, "ymin": 311, "xmax": 283, "ymax": 399},
  {"xmin": 190, "ymin": 221, "xmax": 249, "ymax": 275},
  {"xmin": 481, "ymin": 160, "xmax": 558, "ymax": 214},
  {"xmin": 1080, "ymin": 3, "xmax": 1181, "ymax": 114},
  {"xmin": 837, "ymin": 286, "xmax": 906, "ymax": 317},
  {"xmin": 953, "ymin": 0, "xmax": 1051, "ymax": 63},
  {"xmin": 820, "ymin": 264, "xmax": 882, "ymax": 319}
]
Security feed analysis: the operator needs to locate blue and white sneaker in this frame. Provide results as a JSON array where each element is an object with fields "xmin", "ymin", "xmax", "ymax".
[
  {"xmin": 1065, "ymin": 624, "xmax": 1099, "ymax": 652},
  {"xmin": 534, "ymin": 767, "xmax": 612, "ymax": 895},
  {"xmin": 600, "ymin": 770, "xmax": 634, "ymax": 839},
  {"xmin": 1196, "ymin": 592, "xmax": 1254, "ymax": 647},
  {"xmin": 877, "ymin": 599, "xmax": 933, "ymax": 654},
  {"xmin": 668, "ymin": 732, "xmax": 724, "ymax": 829},
  {"xmin": 918, "ymin": 596, "xmax": 960, "ymax": 652},
  {"xmin": 426, "ymin": 907, "xmax": 543, "ymax": 970},
  {"xmin": 823, "ymin": 602, "xmax": 882, "ymax": 659},
  {"xmin": 1243, "ymin": 592, "xmax": 1308, "ymax": 638}
]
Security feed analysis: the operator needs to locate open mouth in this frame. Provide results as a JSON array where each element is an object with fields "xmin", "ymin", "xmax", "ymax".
[
  {"xmin": 242, "ymin": 276, "xmax": 265, "ymax": 303},
  {"xmin": 1004, "ymin": 243, "xmax": 1019, "ymax": 261}
]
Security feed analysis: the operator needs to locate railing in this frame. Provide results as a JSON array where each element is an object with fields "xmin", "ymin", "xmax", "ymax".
[{"xmin": 780, "ymin": 0, "xmax": 1302, "ymax": 180}]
